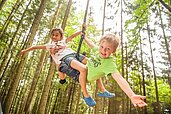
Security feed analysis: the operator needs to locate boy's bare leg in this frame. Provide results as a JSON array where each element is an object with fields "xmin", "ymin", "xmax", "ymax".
[
  {"xmin": 70, "ymin": 60, "xmax": 88, "ymax": 97},
  {"xmin": 96, "ymin": 78, "xmax": 105, "ymax": 92},
  {"xmin": 70, "ymin": 59, "xmax": 89, "ymax": 97},
  {"xmin": 70, "ymin": 59, "xmax": 96, "ymax": 106},
  {"xmin": 96, "ymin": 78, "xmax": 115, "ymax": 98},
  {"xmin": 81, "ymin": 57, "xmax": 87, "ymax": 65}
]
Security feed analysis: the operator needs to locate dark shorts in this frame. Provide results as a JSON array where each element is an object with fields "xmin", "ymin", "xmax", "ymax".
[
  {"xmin": 60, "ymin": 53, "xmax": 85, "ymax": 66},
  {"xmin": 58, "ymin": 53, "xmax": 85, "ymax": 82}
]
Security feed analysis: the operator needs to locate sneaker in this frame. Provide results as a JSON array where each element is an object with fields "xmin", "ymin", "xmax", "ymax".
[
  {"xmin": 83, "ymin": 96, "xmax": 96, "ymax": 107},
  {"xmin": 59, "ymin": 79, "xmax": 66, "ymax": 84},
  {"xmin": 97, "ymin": 90, "xmax": 115, "ymax": 98}
]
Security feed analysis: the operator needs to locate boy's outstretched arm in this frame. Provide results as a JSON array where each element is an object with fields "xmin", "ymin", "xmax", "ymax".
[
  {"xmin": 20, "ymin": 45, "xmax": 46, "ymax": 55},
  {"xmin": 112, "ymin": 72, "xmax": 147, "ymax": 108},
  {"xmin": 66, "ymin": 31, "xmax": 82, "ymax": 43},
  {"xmin": 84, "ymin": 37, "xmax": 96, "ymax": 49}
]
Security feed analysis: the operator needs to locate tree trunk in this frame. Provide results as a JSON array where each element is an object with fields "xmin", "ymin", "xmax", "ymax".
[
  {"xmin": 94, "ymin": 86, "xmax": 101, "ymax": 114},
  {"xmin": 120, "ymin": 0, "xmax": 126, "ymax": 113},
  {"xmin": 125, "ymin": 43, "xmax": 131, "ymax": 114},
  {"xmin": 51, "ymin": 0, "xmax": 62, "ymax": 28},
  {"xmin": 0, "ymin": 0, "xmax": 23, "ymax": 39},
  {"xmin": 24, "ymin": 51, "xmax": 48, "ymax": 113},
  {"xmin": 61, "ymin": 0, "xmax": 73, "ymax": 30},
  {"xmin": 0, "ymin": 0, "xmax": 7, "ymax": 11},
  {"xmin": 147, "ymin": 23, "xmax": 161, "ymax": 113},
  {"xmin": 139, "ymin": 28, "xmax": 148, "ymax": 114},
  {"xmin": 0, "ymin": 0, "xmax": 31, "ymax": 79},
  {"xmin": 158, "ymin": 4, "xmax": 171, "ymax": 87},
  {"xmin": 37, "ymin": 61, "xmax": 55, "ymax": 114},
  {"xmin": 75, "ymin": 86, "xmax": 81, "ymax": 114},
  {"xmin": 159, "ymin": 0, "xmax": 171, "ymax": 13},
  {"xmin": 51, "ymin": 88, "xmax": 60, "ymax": 114},
  {"xmin": 3, "ymin": 0, "xmax": 48, "ymax": 113},
  {"xmin": 101, "ymin": 0, "xmax": 106, "ymax": 35}
]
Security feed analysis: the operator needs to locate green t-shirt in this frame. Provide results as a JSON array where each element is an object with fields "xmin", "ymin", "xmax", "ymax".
[{"xmin": 87, "ymin": 47, "xmax": 118, "ymax": 82}]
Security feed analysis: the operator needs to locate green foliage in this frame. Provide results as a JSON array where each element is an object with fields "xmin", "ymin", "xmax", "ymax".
[
  {"xmin": 129, "ymin": 70, "xmax": 141, "ymax": 87},
  {"xmin": 124, "ymin": 0, "xmax": 152, "ymax": 35},
  {"xmin": 146, "ymin": 78, "xmax": 171, "ymax": 109}
]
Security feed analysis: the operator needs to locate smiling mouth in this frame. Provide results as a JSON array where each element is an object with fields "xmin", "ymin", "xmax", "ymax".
[{"xmin": 101, "ymin": 53, "xmax": 106, "ymax": 56}]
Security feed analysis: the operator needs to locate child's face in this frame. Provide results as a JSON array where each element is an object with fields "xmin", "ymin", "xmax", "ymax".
[
  {"xmin": 99, "ymin": 39, "xmax": 114, "ymax": 58},
  {"xmin": 51, "ymin": 30, "xmax": 63, "ymax": 42}
]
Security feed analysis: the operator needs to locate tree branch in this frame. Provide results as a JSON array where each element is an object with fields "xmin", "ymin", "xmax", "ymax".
[{"xmin": 159, "ymin": 0, "xmax": 171, "ymax": 13}]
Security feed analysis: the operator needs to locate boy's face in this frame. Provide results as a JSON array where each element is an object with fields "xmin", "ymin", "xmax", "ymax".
[
  {"xmin": 51, "ymin": 30, "xmax": 63, "ymax": 42},
  {"xmin": 99, "ymin": 39, "xmax": 114, "ymax": 58}
]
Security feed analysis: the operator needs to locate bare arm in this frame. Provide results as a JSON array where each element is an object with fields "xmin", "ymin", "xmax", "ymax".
[
  {"xmin": 84, "ymin": 37, "xmax": 96, "ymax": 49},
  {"xmin": 112, "ymin": 72, "xmax": 135, "ymax": 98},
  {"xmin": 112, "ymin": 72, "xmax": 147, "ymax": 107},
  {"xmin": 66, "ymin": 31, "xmax": 82, "ymax": 43},
  {"xmin": 20, "ymin": 45, "xmax": 46, "ymax": 55}
]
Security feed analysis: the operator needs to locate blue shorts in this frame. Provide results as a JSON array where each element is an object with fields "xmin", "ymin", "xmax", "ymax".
[
  {"xmin": 60, "ymin": 53, "xmax": 85, "ymax": 66},
  {"xmin": 59, "ymin": 53, "xmax": 85, "ymax": 82}
]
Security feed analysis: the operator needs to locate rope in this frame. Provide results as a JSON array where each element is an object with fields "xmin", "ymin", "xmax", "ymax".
[{"xmin": 76, "ymin": 0, "xmax": 90, "ymax": 59}]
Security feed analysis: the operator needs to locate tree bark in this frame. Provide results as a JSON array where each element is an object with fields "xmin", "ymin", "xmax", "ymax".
[
  {"xmin": 0, "ymin": 0, "xmax": 7, "ymax": 11},
  {"xmin": 37, "ymin": 61, "xmax": 55, "ymax": 114},
  {"xmin": 4, "ymin": 0, "xmax": 48, "ymax": 113},
  {"xmin": 159, "ymin": 0, "xmax": 171, "ymax": 13},
  {"xmin": 24, "ymin": 51, "xmax": 47, "ymax": 113},
  {"xmin": 61, "ymin": 0, "xmax": 73, "ymax": 30},
  {"xmin": 147, "ymin": 22, "xmax": 161, "ymax": 113},
  {"xmin": 0, "ymin": 0, "xmax": 23, "ymax": 39},
  {"xmin": 0, "ymin": 0, "xmax": 31, "ymax": 80},
  {"xmin": 158, "ymin": 4, "xmax": 171, "ymax": 87},
  {"xmin": 139, "ymin": 29, "xmax": 148, "ymax": 114}
]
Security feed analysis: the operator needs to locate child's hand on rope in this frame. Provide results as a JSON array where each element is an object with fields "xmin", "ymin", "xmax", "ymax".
[
  {"xmin": 81, "ymin": 23, "xmax": 86, "ymax": 38},
  {"xmin": 130, "ymin": 94, "xmax": 147, "ymax": 108}
]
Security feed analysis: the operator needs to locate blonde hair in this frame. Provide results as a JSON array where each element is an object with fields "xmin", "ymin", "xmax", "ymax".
[{"xmin": 99, "ymin": 33, "xmax": 120, "ymax": 53}]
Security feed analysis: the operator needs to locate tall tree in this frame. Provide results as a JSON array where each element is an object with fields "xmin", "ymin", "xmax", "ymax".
[
  {"xmin": 147, "ymin": 22, "xmax": 161, "ymax": 113},
  {"xmin": 139, "ymin": 29, "xmax": 147, "ymax": 114},
  {"xmin": 0, "ymin": 0, "xmax": 7, "ymax": 10},
  {"xmin": 24, "ymin": 1, "xmax": 62, "ymax": 112},
  {"xmin": 157, "ymin": 4, "xmax": 171, "ymax": 86},
  {"xmin": 38, "ymin": 0, "xmax": 73, "ymax": 112},
  {"xmin": 0, "ymin": 0, "xmax": 23, "ymax": 39},
  {"xmin": 3, "ymin": 0, "xmax": 48, "ymax": 113},
  {"xmin": 0, "ymin": 0, "xmax": 31, "ymax": 82},
  {"xmin": 0, "ymin": 0, "xmax": 24, "ymax": 76},
  {"xmin": 37, "ymin": 62, "xmax": 56, "ymax": 114},
  {"xmin": 120, "ymin": 0, "xmax": 126, "ymax": 113},
  {"xmin": 61, "ymin": 0, "xmax": 73, "ymax": 30},
  {"xmin": 158, "ymin": 0, "xmax": 171, "ymax": 13}
]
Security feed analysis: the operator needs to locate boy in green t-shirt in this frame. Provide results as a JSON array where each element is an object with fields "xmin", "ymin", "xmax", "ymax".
[{"xmin": 80, "ymin": 33, "xmax": 147, "ymax": 107}]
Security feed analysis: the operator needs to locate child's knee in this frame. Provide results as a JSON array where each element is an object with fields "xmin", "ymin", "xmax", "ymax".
[
  {"xmin": 82, "ymin": 57, "xmax": 87, "ymax": 64},
  {"xmin": 79, "ymin": 66, "xmax": 87, "ymax": 74}
]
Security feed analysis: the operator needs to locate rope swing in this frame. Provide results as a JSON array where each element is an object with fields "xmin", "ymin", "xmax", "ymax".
[
  {"xmin": 58, "ymin": 0, "xmax": 90, "ymax": 82},
  {"xmin": 76, "ymin": 0, "xmax": 90, "ymax": 59}
]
